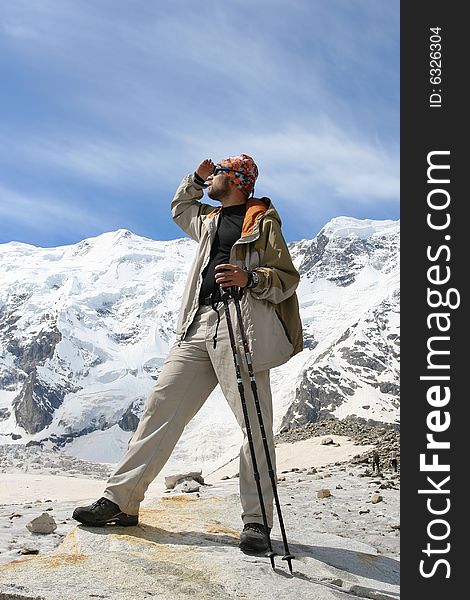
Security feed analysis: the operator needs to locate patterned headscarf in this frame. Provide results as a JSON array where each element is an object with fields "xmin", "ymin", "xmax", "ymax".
[{"xmin": 216, "ymin": 154, "xmax": 258, "ymax": 197}]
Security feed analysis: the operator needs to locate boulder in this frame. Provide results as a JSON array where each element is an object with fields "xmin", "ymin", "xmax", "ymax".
[
  {"xmin": 25, "ymin": 513, "xmax": 57, "ymax": 534},
  {"xmin": 164, "ymin": 470, "xmax": 204, "ymax": 489}
]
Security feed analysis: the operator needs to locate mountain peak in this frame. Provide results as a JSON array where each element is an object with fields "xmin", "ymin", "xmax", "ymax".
[
  {"xmin": 91, "ymin": 228, "xmax": 138, "ymax": 245},
  {"xmin": 320, "ymin": 216, "xmax": 399, "ymax": 240}
]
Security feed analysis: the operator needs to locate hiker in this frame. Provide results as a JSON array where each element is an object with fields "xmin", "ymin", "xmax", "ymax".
[
  {"xmin": 389, "ymin": 450, "xmax": 398, "ymax": 472},
  {"xmin": 72, "ymin": 154, "xmax": 303, "ymax": 553},
  {"xmin": 371, "ymin": 449, "xmax": 381, "ymax": 474}
]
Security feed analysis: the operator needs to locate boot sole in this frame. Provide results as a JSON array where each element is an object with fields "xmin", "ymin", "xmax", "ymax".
[
  {"xmin": 239, "ymin": 538, "xmax": 269, "ymax": 552},
  {"xmin": 72, "ymin": 510, "xmax": 138, "ymax": 527},
  {"xmin": 239, "ymin": 542, "xmax": 269, "ymax": 553}
]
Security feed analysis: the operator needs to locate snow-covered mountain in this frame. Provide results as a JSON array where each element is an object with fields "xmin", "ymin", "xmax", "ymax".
[{"xmin": 0, "ymin": 217, "xmax": 399, "ymax": 472}]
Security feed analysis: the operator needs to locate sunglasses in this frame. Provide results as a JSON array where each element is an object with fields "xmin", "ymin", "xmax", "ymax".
[{"xmin": 213, "ymin": 166, "xmax": 248, "ymax": 178}]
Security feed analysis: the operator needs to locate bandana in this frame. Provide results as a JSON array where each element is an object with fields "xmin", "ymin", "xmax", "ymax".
[{"xmin": 215, "ymin": 154, "xmax": 259, "ymax": 197}]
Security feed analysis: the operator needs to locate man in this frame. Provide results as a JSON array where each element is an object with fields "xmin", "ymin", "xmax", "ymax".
[
  {"xmin": 73, "ymin": 154, "xmax": 303, "ymax": 553},
  {"xmin": 389, "ymin": 450, "xmax": 398, "ymax": 473},
  {"xmin": 371, "ymin": 449, "xmax": 381, "ymax": 474}
]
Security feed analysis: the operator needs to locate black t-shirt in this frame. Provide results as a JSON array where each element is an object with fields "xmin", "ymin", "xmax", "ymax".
[{"xmin": 199, "ymin": 203, "xmax": 246, "ymax": 302}]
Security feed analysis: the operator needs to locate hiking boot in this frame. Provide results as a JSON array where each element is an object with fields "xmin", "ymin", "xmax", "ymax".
[
  {"xmin": 72, "ymin": 497, "xmax": 138, "ymax": 527},
  {"xmin": 239, "ymin": 522, "xmax": 272, "ymax": 552}
]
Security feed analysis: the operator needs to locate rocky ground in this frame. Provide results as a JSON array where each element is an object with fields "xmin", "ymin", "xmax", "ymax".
[
  {"xmin": 0, "ymin": 423, "xmax": 400, "ymax": 599},
  {"xmin": 275, "ymin": 417, "xmax": 400, "ymax": 467},
  {"xmin": 0, "ymin": 444, "xmax": 113, "ymax": 479}
]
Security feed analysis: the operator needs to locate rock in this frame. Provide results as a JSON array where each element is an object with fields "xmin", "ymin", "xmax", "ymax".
[
  {"xmin": 371, "ymin": 493, "xmax": 383, "ymax": 504},
  {"xmin": 220, "ymin": 475, "xmax": 230, "ymax": 480},
  {"xmin": 178, "ymin": 479, "xmax": 200, "ymax": 494},
  {"xmin": 19, "ymin": 546, "xmax": 40, "ymax": 555},
  {"xmin": 335, "ymin": 484, "xmax": 343, "ymax": 489},
  {"xmin": 321, "ymin": 437, "xmax": 334, "ymax": 445},
  {"xmin": 25, "ymin": 513, "xmax": 57, "ymax": 534},
  {"xmin": 359, "ymin": 508, "xmax": 370, "ymax": 515},
  {"xmin": 164, "ymin": 470, "xmax": 204, "ymax": 489},
  {"xmin": 312, "ymin": 474, "xmax": 324, "ymax": 480},
  {"xmin": 390, "ymin": 523, "xmax": 400, "ymax": 530},
  {"xmin": 316, "ymin": 489, "xmax": 331, "ymax": 499}
]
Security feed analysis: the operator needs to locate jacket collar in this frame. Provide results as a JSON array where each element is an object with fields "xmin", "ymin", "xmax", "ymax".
[
  {"xmin": 241, "ymin": 198, "xmax": 269, "ymax": 237},
  {"xmin": 206, "ymin": 198, "xmax": 270, "ymax": 241}
]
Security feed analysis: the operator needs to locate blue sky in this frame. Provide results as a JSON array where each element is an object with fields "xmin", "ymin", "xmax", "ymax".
[{"xmin": 0, "ymin": 0, "xmax": 399, "ymax": 247}]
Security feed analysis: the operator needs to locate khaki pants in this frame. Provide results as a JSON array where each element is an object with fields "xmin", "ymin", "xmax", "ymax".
[{"xmin": 103, "ymin": 302, "xmax": 277, "ymax": 527}]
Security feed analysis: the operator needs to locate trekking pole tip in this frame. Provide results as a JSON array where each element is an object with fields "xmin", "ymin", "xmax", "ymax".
[
  {"xmin": 282, "ymin": 553, "xmax": 295, "ymax": 574},
  {"xmin": 266, "ymin": 551, "xmax": 276, "ymax": 570}
]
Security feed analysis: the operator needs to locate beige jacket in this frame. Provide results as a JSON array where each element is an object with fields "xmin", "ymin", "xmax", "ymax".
[{"xmin": 171, "ymin": 173, "xmax": 303, "ymax": 372}]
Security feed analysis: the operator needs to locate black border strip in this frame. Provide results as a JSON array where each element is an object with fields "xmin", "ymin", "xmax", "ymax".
[{"xmin": 401, "ymin": 2, "xmax": 465, "ymax": 597}]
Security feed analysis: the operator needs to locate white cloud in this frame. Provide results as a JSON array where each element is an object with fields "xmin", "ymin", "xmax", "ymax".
[
  {"xmin": 0, "ymin": 1, "xmax": 399, "ymax": 242},
  {"xmin": 173, "ymin": 120, "xmax": 399, "ymax": 207},
  {"xmin": 5, "ymin": 119, "xmax": 398, "ymax": 211},
  {"xmin": 3, "ymin": 135, "xmax": 193, "ymax": 189},
  {"xmin": 0, "ymin": 184, "xmax": 107, "ymax": 234}
]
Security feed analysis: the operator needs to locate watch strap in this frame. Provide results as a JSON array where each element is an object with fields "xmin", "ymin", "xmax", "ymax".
[{"xmin": 247, "ymin": 270, "xmax": 259, "ymax": 289}]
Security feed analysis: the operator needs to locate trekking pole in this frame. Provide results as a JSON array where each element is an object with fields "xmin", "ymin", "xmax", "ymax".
[
  {"xmin": 219, "ymin": 285, "xmax": 277, "ymax": 571},
  {"xmin": 229, "ymin": 286, "xmax": 295, "ymax": 574}
]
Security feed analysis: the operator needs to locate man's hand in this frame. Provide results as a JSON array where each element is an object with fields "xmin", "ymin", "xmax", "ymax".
[
  {"xmin": 196, "ymin": 159, "xmax": 215, "ymax": 181},
  {"xmin": 215, "ymin": 264, "xmax": 250, "ymax": 288}
]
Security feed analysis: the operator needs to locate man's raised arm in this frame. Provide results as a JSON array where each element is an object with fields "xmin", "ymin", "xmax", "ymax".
[{"xmin": 171, "ymin": 159, "xmax": 216, "ymax": 241}]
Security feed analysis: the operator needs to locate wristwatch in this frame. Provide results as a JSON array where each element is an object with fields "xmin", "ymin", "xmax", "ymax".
[
  {"xmin": 246, "ymin": 270, "xmax": 260, "ymax": 289},
  {"xmin": 193, "ymin": 172, "xmax": 207, "ymax": 186}
]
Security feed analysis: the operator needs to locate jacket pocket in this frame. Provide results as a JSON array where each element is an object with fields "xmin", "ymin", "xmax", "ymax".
[{"xmin": 245, "ymin": 296, "xmax": 293, "ymax": 371}]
